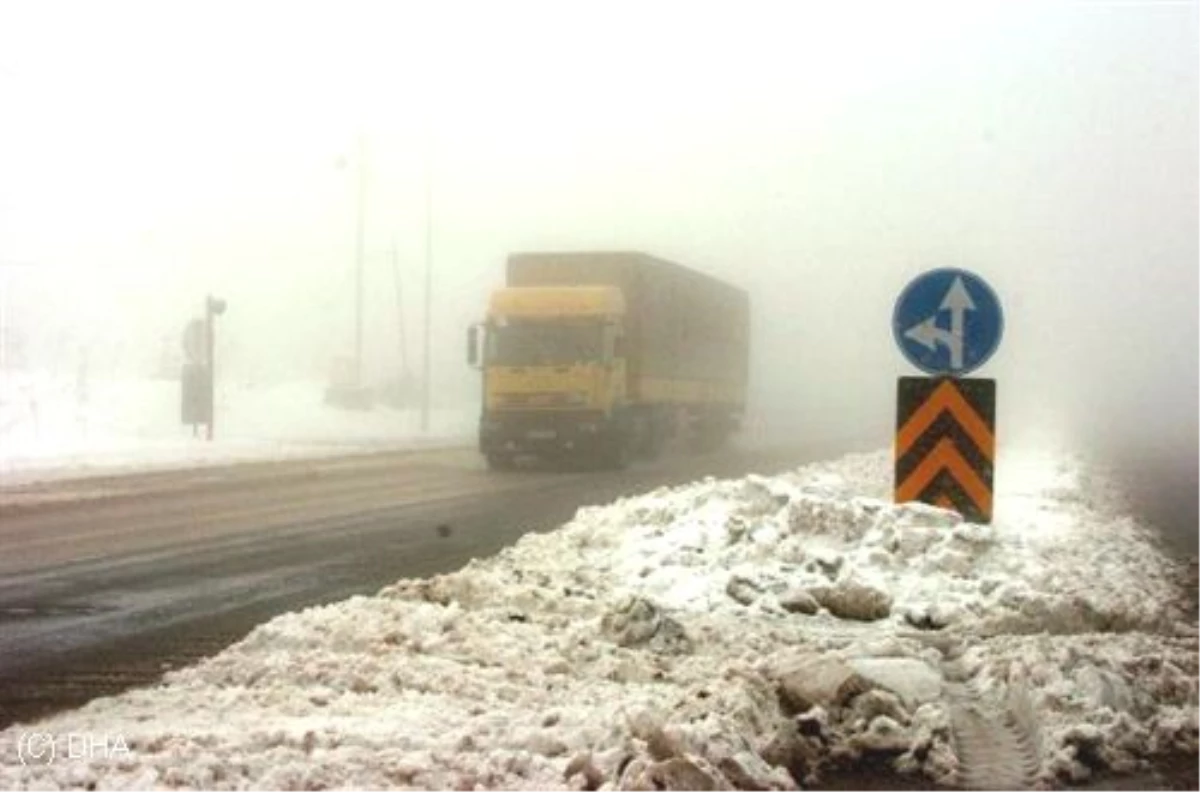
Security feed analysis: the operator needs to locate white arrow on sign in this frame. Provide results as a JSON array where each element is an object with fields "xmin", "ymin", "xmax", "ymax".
[{"xmin": 903, "ymin": 276, "xmax": 977, "ymax": 370}]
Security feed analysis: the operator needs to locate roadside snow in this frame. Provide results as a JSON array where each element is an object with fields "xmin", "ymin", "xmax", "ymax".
[
  {"xmin": 0, "ymin": 374, "xmax": 473, "ymax": 484},
  {"xmin": 0, "ymin": 448, "xmax": 1194, "ymax": 790}
]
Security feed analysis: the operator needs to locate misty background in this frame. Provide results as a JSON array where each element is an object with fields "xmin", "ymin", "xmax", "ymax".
[{"xmin": 1, "ymin": 3, "xmax": 1195, "ymax": 542}]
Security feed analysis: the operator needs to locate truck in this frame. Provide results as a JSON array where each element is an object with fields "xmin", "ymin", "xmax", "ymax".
[{"xmin": 466, "ymin": 251, "xmax": 750, "ymax": 469}]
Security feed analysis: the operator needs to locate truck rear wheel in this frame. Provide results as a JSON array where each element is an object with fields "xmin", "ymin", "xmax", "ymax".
[
  {"xmin": 598, "ymin": 433, "xmax": 630, "ymax": 470},
  {"xmin": 691, "ymin": 410, "xmax": 734, "ymax": 453}
]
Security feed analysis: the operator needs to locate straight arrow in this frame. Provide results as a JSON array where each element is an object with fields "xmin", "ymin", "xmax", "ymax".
[{"xmin": 940, "ymin": 276, "xmax": 977, "ymax": 370}]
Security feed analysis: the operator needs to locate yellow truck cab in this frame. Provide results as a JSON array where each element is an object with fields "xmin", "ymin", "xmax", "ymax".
[{"xmin": 468, "ymin": 252, "xmax": 749, "ymax": 470}]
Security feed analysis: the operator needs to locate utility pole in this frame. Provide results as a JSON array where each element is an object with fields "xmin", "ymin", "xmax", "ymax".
[
  {"xmin": 421, "ymin": 138, "xmax": 433, "ymax": 432},
  {"xmin": 354, "ymin": 133, "xmax": 367, "ymax": 388}
]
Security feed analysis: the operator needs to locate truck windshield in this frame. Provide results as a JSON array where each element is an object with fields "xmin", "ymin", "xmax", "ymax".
[{"xmin": 487, "ymin": 322, "xmax": 603, "ymax": 366}]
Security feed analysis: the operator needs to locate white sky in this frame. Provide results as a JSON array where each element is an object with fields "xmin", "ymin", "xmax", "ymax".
[{"xmin": 1, "ymin": 1, "xmax": 1196, "ymax": 462}]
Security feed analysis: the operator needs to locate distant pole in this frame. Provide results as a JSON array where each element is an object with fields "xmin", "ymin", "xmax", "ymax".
[
  {"xmin": 421, "ymin": 138, "xmax": 433, "ymax": 431},
  {"xmin": 354, "ymin": 133, "xmax": 367, "ymax": 388}
]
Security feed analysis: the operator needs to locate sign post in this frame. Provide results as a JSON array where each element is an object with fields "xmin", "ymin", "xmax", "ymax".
[
  {"xmin": 181, "ymin": 318, "xmax": 209, "ymax": 436},
  {"xmin": 205, "ymin": 295, "xmax": 226, "ymax": 441},
  {"xmin": 892, "ymin": 269, "xmax": 1003, "ymax": 523},
  {"xmin": 180, "ymin": 297, "xmax": 226, "ymax": 441}
]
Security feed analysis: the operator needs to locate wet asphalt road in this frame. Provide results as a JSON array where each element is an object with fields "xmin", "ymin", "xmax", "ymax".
[
  {"xmin": 0, "ymin": 442, "xmax": 832, "ymax": 728},
  {"xmin": 0, "ymin": 441, "xmax": 1193, "ymax": 790}
]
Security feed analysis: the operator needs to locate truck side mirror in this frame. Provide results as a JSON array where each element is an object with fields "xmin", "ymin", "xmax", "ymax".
[{"xmin": 467, "ymin": 325, "xmax": 480, "ymax": 368}]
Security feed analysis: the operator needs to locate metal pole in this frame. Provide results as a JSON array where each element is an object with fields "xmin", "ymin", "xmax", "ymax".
[
  {"xmin": 421, "ymin": 139, "xmax": 433, "ymax": 432},
  {"xmin": 355, "ymin": 133, "xmax": 367, "ymax": 388}
]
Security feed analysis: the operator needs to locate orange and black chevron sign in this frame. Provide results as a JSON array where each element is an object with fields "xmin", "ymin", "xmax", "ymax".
[{"xmin": 895, "ymin": 377, "xmax": 996, "ymax": 523}]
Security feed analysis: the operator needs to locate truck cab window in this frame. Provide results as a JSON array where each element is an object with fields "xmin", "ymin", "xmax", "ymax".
[{"xmin": 488, "ymin": 323, "xmax": 603, "ymax": 366}]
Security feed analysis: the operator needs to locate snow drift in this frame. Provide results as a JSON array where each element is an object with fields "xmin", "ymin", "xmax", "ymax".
[{"xmin": 0, "ymin": 448, "xmax": 1194, "ymax": 789}]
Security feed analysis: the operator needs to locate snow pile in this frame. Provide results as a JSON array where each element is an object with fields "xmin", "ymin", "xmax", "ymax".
[
  {"xmin": 0, "ymin": 448, "xmax": 1194, "ymax": 789},
  {"xmin": 0, "ymin": 374, "xmax": 474, "ymax": 483}
]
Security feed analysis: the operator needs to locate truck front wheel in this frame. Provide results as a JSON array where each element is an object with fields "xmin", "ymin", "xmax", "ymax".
[{"xmin": 485, "ymin": 452, "xmax": 516, "ymax": 471}]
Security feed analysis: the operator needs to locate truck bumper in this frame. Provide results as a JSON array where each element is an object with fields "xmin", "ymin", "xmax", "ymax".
[{"xmin": 479, "ymin": 410, "xmax": 613, "ymax": 458}]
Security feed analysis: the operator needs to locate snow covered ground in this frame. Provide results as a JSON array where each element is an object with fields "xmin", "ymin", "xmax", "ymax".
[
  {"xmin": 0, "ymin": 373, "xmax": 475, "ymax": 483},
  {"xmin": 0, "ymin": 448, "xmax": 1195, "ymax": 789}
]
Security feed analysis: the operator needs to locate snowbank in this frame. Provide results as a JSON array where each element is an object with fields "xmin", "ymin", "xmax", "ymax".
[
  {"xmin": 0, "ymin": 374, "xmax": 474, "ymax": 483},
  {"xmin": 0, "ymin": 448, "xmax": 1194, "ymax": 789}
]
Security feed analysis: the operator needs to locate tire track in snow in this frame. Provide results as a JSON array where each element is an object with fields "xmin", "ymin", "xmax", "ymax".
[{"xmin": 942, "ymin": 656, "xmax": 1042, "ymax": 790}]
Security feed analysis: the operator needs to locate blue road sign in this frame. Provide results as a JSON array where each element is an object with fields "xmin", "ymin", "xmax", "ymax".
[{"xmin": 893, "ymin": 268, "xmax": 1003, "ymax": 376}]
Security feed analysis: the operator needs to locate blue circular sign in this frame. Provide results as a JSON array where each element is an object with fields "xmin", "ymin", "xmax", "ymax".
[{"xmin": 893, "ymin": 268, "xmax": 1003, "ymax": 376}]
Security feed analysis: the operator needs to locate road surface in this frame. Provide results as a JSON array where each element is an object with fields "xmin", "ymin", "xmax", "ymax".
[
  {"xmin": 0, "ymin": 442, "xmax": 832, "ymax": 728},
  {"xmin": 0, "ymin": 443, "xmax": 1193, "ymax": 790}
]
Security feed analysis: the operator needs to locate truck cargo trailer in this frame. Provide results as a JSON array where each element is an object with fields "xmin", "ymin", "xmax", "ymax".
[{"xmin": 467, "ymin": 251, "xmax": 750, "ymax": 470}]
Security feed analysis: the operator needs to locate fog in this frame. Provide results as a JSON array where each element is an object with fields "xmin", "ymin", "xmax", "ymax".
[{"xmin": 1, "ymin": 3, "xmax": 1195, "ymax": 541}]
